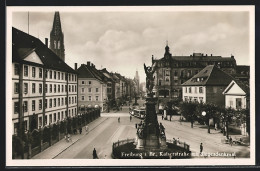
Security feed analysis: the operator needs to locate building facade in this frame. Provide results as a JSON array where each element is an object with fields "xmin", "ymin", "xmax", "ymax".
[
  {"xmin": 182, "ymin": 65, "xmax": 234, "ymax": 107},
  {"xmin": 77, "ymin": 62, "xmax": 107, "ymax": 112},
  {"xmin": 12, "ymin": 27, "xmax": 77, "ymax": 135}
]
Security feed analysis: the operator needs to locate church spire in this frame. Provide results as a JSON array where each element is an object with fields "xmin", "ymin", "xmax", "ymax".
[{"xmin": 50, "ymin": 11, "xmax": 65, "ymax": 61}]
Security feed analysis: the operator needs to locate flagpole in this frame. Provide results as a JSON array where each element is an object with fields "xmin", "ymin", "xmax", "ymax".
[{"xmin": 28, "ymin": 12, "xmax": 29, "ymax": 34}]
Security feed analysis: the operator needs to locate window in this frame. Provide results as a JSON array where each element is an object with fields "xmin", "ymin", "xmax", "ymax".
[
  {"xmin": 65, "ymin": 97, "xmax": 67, "ymax": 105},
  {"xmin": 32, "ymin": 100, "xmax": 35, "ymax": 111},
  {"xmin": 88, "ymin": 88, "xmax": 91, "ymax": 92},
  {"xmin": 23, "ymin": 101, "xmax": 28, "ymax": 112},
  {"xmin": 45, "ymin": 99, "xmax": 47, "ymax": 109},
  {"xmin": 49, "ymin": 114, "xmax": 52, "ymax": 124},
  {"xmin": 58, "ymin": 112, "xmax": 60, "ymax": 120},
  {"xmin": 96, "ymin": 88, "xmax": 99, "ymax": 92},
  {"xmin": 44, "ymin": 115, "xmax": 47, "ymax": 125},
  {"xmin": 39, "ymin": 68, "xmax": 42, "ymax": 78},
  {"xmin": 165, "ymin": 77, "xmax": 169, "ymax": 82},
  {"xmin": 165, "ymin": 70, "xmax": 170, "ymax": 76},
  {"xmin": 174, "ymin": 70, "xmax": 178, "ymax": 76},
  {"xmin": 81, "ymin": 96, "xmax": 85, "ymax": 101},
  {"xmin": 199, "ymin": 87, "xmax": 203, "ymax": 93},
  {"xmin": 82, "ymin": 81, "xmax": 85, "ymax": 85},
  {"xmin": 38, "ymin": 117, "xmax": 42, "ymax": 127},
  {"xmin": 195, "ymin": 87, "xmax": 197, "ymax": 93},
  {"xmin": 65, "ymin": 85, "xmax": 67, "ymax": 92},
  {"xmin": 199, "ymin": 97, "xmax": 203, "ymax": 103},
  {"xmin": 62, "ymin": 85, "xmax": 64, "ymax": 92},
  {"xmin": 58, "ymin": 98, "xmax": 60, "ymax": 106},
  {"xmin": 229, "ymin": 100, "xmax": 233, "ymax": 107},
  {"xmin": 75, "ymin": 96, "xmax": 77, "ymax": 103},
  {"xmin": 185, "ymin": 87, "xmax": 187, "ymax": 93},
  {"xmin": 68, "ymin": 74, "xmax": 71, "ymax": 81},
  {"xmin": 54, "ymin": 98, "xmax": 56, "ymax": 107},
  {"xmin": 39, "ymin": 99, "xmax": 42, "ymax": 110},
  {"xmin": 75, "ymin": 75, "xmax": 77, "ymax": 81},
  {"xmin": 61, "ymin": 111, "xmax": 64, "ymax": 120},
  {"xmin": 45, "ymin": 84, "xmax": 48, "ymax": 93},
  {"xmin": 72, "ymin": 75, "xmax": 74, "ymax": 82},
  {"xmin": 72, "ymin": 97, "xmax": 74, "ymax": 104},
  {"xmin": 69, "ymin": 97, "xmax": 71, "ymax": 104},
  {"xmin": 39, "ymin": 84, "xmax": 42, "ymax": 93},
  {"xmin": 50, "ymin": 84, "xmax": 52, "ymax": 93},
  {"xmin": 24, "ymin": 66, "xmax": 28, "ymax": 76},
  {"xmin": 213, "ymin": 87, "xmax": 218, "ymax": 93},
  {"xmin": 72, "ymin": 85, "xmax": 74, "ymax": 92},
  {"xmin": 189, "ymin": 87, "xmax": 191, "ymax": 93},
  {"xmin": 54, "ymin": 84, "xmax": 56, "ymax": 93},
  {"xmin": 89, "ymin": 81, "xmax": 92, "ymax": 85},
  {"xmin": 82, "ymin": 88, "xmax": 85, "ymax": 93},
  {"xmin": 62, "ymin": 73, "xmax": 64, "ymax": 80},
  {"xmin": 159, "ymin": 80, "xmax": 162, "ymax": 86},
  {"xmin": 32, "ymin": 83, "xmax": 36, "ymax": 93},
  {"xmin": 89, "ymin": 96, "xmax": 91, "ymax": 101},
  {"xmin": 54, "ymin": 113, "xmax": 56, "ymax": 122},
  {"xmin": 49, "ymin": 70, "xmax": 52, "ymax": 79},
  {"xmin": 14, "ymin": 83, "xmax": 19, "ymax": 94},
  {"xmin": 24, "ymin": 83, "xmax": 28, "ymax": 94},
  {"xmin": 14, "ymin": 64, "xmax": 19, "ymax": 75},
  {"xmin": 54, "ymin": 71, "xmax": 56, "ymax": 79},
  {"xmin": 96, "ymin": 96, "xmax": 99, "ymax": 101},
  {"xmin": 69, "ymin": 85, "xmax": 71, "ymax": 92},
  {"xmin": 62, "ymin": 98, "xmax": 64, "ymax": 106},
  {"xmin": 45, "ymin": 70, "xmax": 48, "ymax": 78},
  {"xmin": 58, "ymin": 72, "xmax": 60, "ymax": 80},
  {"xmin": 49, "ymin": 99, "xmax": 52, "ymax": 108},
  {"xmin": 14, "ymin": 102, "xmax": 19, "ymax": 113},
  {"xmin": 57, "ymin": 85, "xmax": 60, "ymax": 93},
  {"xmin": 32, "ymin": 67, "xmax": 36, "ymax": 77}
]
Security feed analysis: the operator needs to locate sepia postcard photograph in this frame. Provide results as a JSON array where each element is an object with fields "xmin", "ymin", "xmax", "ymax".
[{"xmin": 5, "ymin": 5, "xmax": 255, "ymax": 166}]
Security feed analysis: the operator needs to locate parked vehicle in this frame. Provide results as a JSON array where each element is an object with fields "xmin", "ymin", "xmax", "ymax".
[{"xmin": 134, "ymin": 109, "xmax": 146, "ymax": 119}]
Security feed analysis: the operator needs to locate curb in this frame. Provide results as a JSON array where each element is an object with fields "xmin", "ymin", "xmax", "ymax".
[{"xmin": 52, "ymin": 117, "xmax": 109, "ymax": 159}]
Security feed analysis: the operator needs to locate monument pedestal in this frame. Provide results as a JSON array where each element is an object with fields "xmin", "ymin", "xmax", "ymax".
[
  {"xmin": 144, "ymin": 134, "xmax": 159, "ymax": 149},
  {"xmin": 136, "ymin": 138, "xmax": 144, "ymax": 149}
]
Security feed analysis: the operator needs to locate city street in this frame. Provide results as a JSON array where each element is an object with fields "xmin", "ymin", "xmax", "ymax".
[{"xmin": 49, "ymin": 100, "xmax": 250, "ymax": 159}]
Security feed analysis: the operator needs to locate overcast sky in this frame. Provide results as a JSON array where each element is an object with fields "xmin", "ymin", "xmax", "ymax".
[{"xmin": 12, "ymin": 10, "xmax": 250, "ymax": 83}]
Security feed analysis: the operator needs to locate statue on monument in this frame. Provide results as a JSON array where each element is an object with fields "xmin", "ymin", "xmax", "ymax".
[{"xmin": 144, "ymin": 62, "xmax": 157, "ymax": 96}]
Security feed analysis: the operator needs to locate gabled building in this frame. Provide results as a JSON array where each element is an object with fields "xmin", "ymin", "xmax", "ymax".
[
  {"xmin": 12, "ymin": 27, "xmax": 78, "ymax": 135},
  {"xmin": 76, "ymin": 62, "xmax": 107, "ymax": 112},
  {"xmin": 182, "ymin": 65, "xmax": 234, "ymax": 107},
  {"xmin": 223, "ymin": 80, "xmax": 250, "ymax": 110}
]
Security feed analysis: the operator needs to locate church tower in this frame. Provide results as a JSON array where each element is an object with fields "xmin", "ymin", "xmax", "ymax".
[
  {"xmin": 134, "ymin": 70, "xmax": 140, "ymax": 93},
  {"xmin": 50, "ymin": 12, "xmax": 65, "ymax": 61}
]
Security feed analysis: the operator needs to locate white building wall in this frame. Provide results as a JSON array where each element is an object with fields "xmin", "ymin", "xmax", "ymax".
[{"xmin": 182, "ymin": 86, "xmax": 206, "ymax": 103}]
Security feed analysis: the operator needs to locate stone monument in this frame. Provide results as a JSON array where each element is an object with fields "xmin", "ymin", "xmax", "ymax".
[{"xmin": 136, "ymin": 63, "xmax": 166, "ymax": 150}]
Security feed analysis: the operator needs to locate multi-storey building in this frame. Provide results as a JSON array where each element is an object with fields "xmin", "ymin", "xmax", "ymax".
[
  {"xmin": 12, "ymin": 27, "xmax": 78, "ymax": 135},
  {"xmin": 152, "ymin": 44, "xmax": 239, "ymax": 107},
  {"xmin": 182, "ymin": 65, "xmax": 234, "ymax": 107},
  {"xmin": 77, "ymin": 62, "xmax": 107, "ymax": 111}
]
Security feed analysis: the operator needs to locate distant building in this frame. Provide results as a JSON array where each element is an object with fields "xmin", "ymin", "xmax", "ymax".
[
  {"xmin": 182, "ymin": 65, "xmax": 234, "ymax": 107},
  {"xmin": 12, "ymin": 27, "xmax": 77, "ymax": 135},
  {"xmin": 77, "ymin": 62, "xmax": 107, "ymax": 112},
  {"xmin": 151, "ymin": 43, "xmax": 249, "ymax": 107},
  {"xmin": 134, "ymin": 70, "xmax": 140, "ymax": 94},
  {"xmin": 50, "ymin": 12, "xmax": 65, "ymax": 61}
]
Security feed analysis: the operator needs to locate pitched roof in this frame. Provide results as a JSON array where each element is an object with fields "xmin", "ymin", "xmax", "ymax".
[
  {"xmin": 76, "ymin": 64, "xmax": 103, "ymax": 82},
  {"xmin": 223, "ymin": 80, "xmax": 250, "ymax": 95},
  {"xmin": 12, "ymin": 27, "xmax": 76, "ymax": 73},
  {"xmin": 182, "ymin": 65, "xmax": 234, "ymax": 86}
]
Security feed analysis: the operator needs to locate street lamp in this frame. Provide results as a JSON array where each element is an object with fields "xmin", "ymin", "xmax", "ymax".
[{"xmin": 202, "ymin": 111, "xmax": 210, "ymax": 133}]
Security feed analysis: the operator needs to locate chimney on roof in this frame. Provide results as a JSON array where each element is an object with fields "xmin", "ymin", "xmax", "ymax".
[
  {"xmin": 231, "ymin": 54, "xmax": 234, "ymax": 59},
  {"xmin": 45, "ymin": 38, "xmax": 48, "ymax": 47},
  {"xmin": 87, "ymin": 61, "xmax": 90, "ymax": 66},
  {"xmin": 74, "ymin": 63, "xmax": 77, "ymax": 70},
  {"xmin": 211, "ymin": 54, "xmax": 212, "ymax": 56},
  {"xmin": 206, "ymin": 54, "xmax": 207, "ymax": 56}
]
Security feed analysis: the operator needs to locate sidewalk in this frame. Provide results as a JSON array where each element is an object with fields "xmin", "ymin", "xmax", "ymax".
[{"xmin": 32, "ymin": 117, "xmax": 108, "ymax": 159}]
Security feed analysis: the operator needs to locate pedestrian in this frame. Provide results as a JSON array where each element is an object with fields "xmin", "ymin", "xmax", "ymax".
[
  {"xmin": 229, "ymin": 136, "xmax": 233, "ymax": 146},
  {"xmin": 93, "ymin": 148, "xmax": 98, "ymax": 159},
  {"xmin": 67, "ymin": 133, "xmax": 71, "ymax": 142},
  {"xmin": 64, "ymin": 135, "xmax": 68, "ymax": 142},
  {"xmin": 130, "ymin": 115, "xmax": 132, "ymax": 122},
  {"xmin": 79, "ymin": 127, "xmax": 82, "ymax": 134},
  {"xmin": 200, "ymin": 143, "xmax": 203, "ymax": 155},
  {"xmin": 85, "ymin": 125, "xmax": 89, "ymax": 133},
  {"xmin": 118, "ymin": 117, "xmax": 120, "ymax": 123}
]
